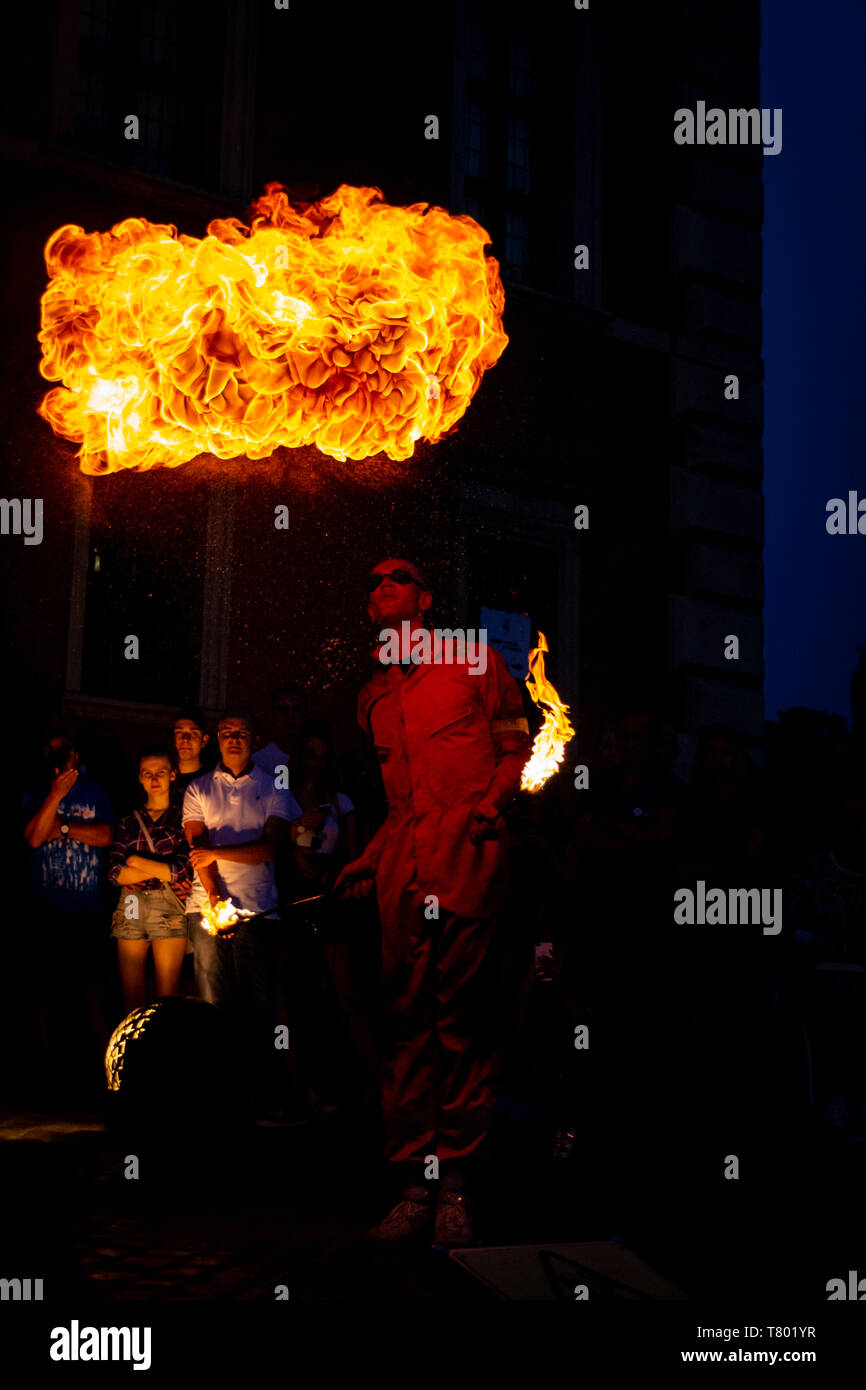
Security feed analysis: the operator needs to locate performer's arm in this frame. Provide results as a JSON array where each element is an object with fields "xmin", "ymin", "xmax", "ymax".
[
  {"xmin": 336, "ymin": 691, "xmax": 395, "ymax": 897},
  {"xmin": 482, "ymin": 726, "xmax": 530, "ymax": 810},
  {"xmin": 478, "ymin": 648, "xmax": 531, "ymax": 806}
]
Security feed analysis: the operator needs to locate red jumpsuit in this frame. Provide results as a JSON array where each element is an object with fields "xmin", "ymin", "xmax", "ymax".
[{"xmin": 357, "ymin": 642, "xmax": 530, "ymax": 1164}]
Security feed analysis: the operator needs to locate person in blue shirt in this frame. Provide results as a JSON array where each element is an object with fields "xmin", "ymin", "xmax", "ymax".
[
  {"xmin": 22, "ymin": 733, "xmax": 114, "ymax": 908},
  {"xmin": 21, "ymin": 731, "xmax": 114, "ymax": 1103}
]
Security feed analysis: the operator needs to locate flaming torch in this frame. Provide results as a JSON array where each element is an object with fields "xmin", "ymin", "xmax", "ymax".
[
  {"xmin": 199, "ymin": 895, "xmax": 328, "ymax": 937},
  {"xmin": 199, "ymin": 898, "xmax": 254, "ymax": 936},
  {"xmin": 36, "ymin": 183, "xmax": 508, "ymax": 474},
  {"xmin": 520, "ymin": 631, "xmax": 575, "ymax": 793}
]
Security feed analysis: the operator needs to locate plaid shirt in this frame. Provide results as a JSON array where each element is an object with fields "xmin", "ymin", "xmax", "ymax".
[{"xmin": 109, "ymin": 805, "xmax": 192, "ymax": 897}]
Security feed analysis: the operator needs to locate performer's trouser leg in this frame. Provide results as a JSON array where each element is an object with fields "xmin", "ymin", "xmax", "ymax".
[
  {"xmin": 381, "ymin": 886, "xmax": 439, "ymax": 1167},
  {"xmin": 435, "ymin": 910, "xmax": 502, "ymax": 1162},
  {"xmin": 380, "ymin": 885, "xmax": 503, "ymax": 1168}
]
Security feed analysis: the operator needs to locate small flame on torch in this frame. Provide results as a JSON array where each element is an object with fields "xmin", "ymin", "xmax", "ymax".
[
  {"xmin": 520, "ymin": 631, "xmax": 575, "ymax": 793},
  {"xmin": 200, "ymin": 897, "xmax": 254, "ymax": 936}
]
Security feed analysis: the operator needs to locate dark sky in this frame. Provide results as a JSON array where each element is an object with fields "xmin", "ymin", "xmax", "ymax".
[{"xmin": 762, "ymin": 0, "xmax": 866, "ymax": 724}]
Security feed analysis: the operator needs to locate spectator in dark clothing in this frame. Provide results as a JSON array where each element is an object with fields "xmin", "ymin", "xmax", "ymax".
[
  {"xmin": 288, "ymin": 720, "xmax": 360, "ymax": 890},
  {"xmin": 253, "ymin": 682, "xmax": 308, "ymax": 781},
  {"xmin": 677, "ymin": 724, "xmax": 765, "ymax": 881},
  {"xmin": 671, "ymin": 724, "xmax": 771, "ymax": 1136},
  {"xmin": 172, "ymin": 706, "xmax": 211, "ymax": 802},
  {"xmin": 564, "ymin": 709, "xmax": 680, "ymax": 934},
  {"xmin": 21, "ymin": 732, "xmax": 114, "ymax": 1102},
  {"xmin": 789, "ymin": 778, "xmax": 866, "ymax": 1135},
  {"xmin": 280, "ymin": 720, "xmax": 373, "ymax": 1115},
  {"xmin": 561, "ymin": 709, "xmax": 681, "ymax": 1141}
]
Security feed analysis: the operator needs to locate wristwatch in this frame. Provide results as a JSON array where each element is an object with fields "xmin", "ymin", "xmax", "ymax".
[{"xmin": 60, "ymin": 823, "xmax": 70, "ymax": 837}]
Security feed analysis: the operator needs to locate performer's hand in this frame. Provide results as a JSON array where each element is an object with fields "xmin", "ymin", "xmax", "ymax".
[
  {"xmin": 190, "ymin": 846, "xmax": 217, "ymax": 870},
  {"xmin": 469, "ymin": 799, "xmax": 505, "ymax": 844},
  {"xmin": 334, "ymin": 857, "xmax": 376, "ymax": 900}
]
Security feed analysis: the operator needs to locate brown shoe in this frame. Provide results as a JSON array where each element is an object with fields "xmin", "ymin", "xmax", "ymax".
[
  {"xmin": 433, "ymin": 1190, "xmax": 475, "ymax": 1248},
  {"xmin": 366, "ymin": 1195, "xmax": 433, "ymax": 1242}
]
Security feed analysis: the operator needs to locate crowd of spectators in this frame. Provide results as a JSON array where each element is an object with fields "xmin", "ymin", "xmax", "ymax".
[{"xmin": 9, "ymin": 674, "xmax": 866, "ymax": 1150}]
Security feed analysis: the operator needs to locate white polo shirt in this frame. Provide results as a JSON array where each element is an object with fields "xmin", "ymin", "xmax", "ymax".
[{"xmin": 182, "ymin": 763, "xmax": 300, "ymax": 916}]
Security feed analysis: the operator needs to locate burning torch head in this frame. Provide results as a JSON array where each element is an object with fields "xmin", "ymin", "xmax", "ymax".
[{"xmin": 200, "ymin": 897, "xmax": 254, "ymax": 939}]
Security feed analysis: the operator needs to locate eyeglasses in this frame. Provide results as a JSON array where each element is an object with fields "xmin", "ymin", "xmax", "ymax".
[
  {"xmin": 218, "ymin": 728, "xmax": 253, "ymax": 740},
  {"xmin": 367, "ymin": 569, "xmax": 418, "ymax": 594}
]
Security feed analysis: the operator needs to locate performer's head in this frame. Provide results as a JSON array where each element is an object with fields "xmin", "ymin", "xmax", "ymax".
[{"xmin": 367, "ymin": 557, "xmax": 432, "ymax": 628}]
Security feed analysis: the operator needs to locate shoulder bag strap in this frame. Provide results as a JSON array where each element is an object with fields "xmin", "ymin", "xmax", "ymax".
[{"xmin": 133, "ymin": 809, "xmax": 157, "ymax": 855}]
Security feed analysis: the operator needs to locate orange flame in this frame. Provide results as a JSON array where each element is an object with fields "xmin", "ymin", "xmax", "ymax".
[
  {"xmin": 200, "ymin": 897, "xmax": 253, "ymax": 936},
  {"xmin": 520, "ymin": 632, "xmax": 575, "ymax": 792},
  {"xmin": 36, "ymin": 183, "xmax": 508, "ymax": 474}
]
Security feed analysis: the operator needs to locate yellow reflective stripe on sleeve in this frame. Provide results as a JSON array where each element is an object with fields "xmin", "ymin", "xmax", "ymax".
[{"xmin": 491, "ymin": 717, "xmax": 530, "ymax": 733}]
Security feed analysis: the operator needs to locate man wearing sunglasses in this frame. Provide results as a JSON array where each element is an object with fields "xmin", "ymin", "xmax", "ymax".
[{"xmin": 335, "ymin": 558, "xmax": 530, "ymax": 1245}]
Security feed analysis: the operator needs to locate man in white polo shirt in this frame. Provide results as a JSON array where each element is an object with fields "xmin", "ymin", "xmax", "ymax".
[{"xmin": 183, "ymin": 709, "xmax": 300, "ymax": 1115}]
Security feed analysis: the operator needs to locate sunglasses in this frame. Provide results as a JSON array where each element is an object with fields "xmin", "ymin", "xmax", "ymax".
[{"xmin": 367, "ymin": 569, "xmax": 419, "ymax": 594}]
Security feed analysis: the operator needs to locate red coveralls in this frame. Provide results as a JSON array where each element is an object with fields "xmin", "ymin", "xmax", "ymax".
[{"xmin": 357, "ymin": 640, "xmax": 530, "ymax": 1164}]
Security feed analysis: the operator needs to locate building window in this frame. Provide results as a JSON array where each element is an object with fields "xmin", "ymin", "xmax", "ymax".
[
  {"xmin": 466, "ymin": 98, "xmax": 487, "ymax": 180},
  {"xmin": 79, "ymin": 479, "xmax": 208, "ymax": 705},
  {"xmin": 467, "ymin": 10, "xmax": 488, "ymax": 80},
  {"xmin": 138, "ymin": 89, "xmax": 178, "ymax": 174},
  {"xmin": 504, "ymin": 211, "xmax": 530, "ymax": 282},
  {"xmin": 507, "ymin": 114, "xmax": 530, "ymax": 195},
  {"xmin": 73, "ymin": 70, "xmax": 108, "ymax": 141},
  {"xmin": 61, "ymin": 1, "xmax": 225, "ymax": 191},
  {"xmin": 141, "ymin": 2, "xmax": 178, "ymax": 72},
  {"xmin": 80, "ymin": 0, "xmax": 110, "ymax": 48},
  {"xmin": 508, "ymin": 40, "xmax": 531, "ymax": 97},
  {"xmin": 464, "ymin": 194, "xmax": 488, "ymax": 229}
]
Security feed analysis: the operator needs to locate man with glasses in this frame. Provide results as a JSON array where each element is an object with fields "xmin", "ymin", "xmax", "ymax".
[
  {"xmin": 183, "ymin": 710, "xmax": 301, "ymax": 1118},
  {"xmin": 336, "ymin": 559, "xmax": 530, "ymax": 1245}
]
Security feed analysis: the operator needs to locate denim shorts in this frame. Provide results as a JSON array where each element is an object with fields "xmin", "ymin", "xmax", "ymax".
[{"xmin": 111, "ymin": 888, "xmax": 188, "ymax": 942}]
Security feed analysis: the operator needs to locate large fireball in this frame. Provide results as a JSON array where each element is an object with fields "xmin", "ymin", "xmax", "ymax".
[{"xmin": 37, "ymin": 183, "xmax": 508, "ymax": 475}]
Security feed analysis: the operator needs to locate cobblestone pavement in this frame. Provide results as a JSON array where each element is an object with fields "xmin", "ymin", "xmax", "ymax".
[
  {"xmin": 0, "ymin": 1110, "xmax": 489, "ymax": 1301},
  {"xmin": 2, "ymin": 1109, "xmax": 864, "ymax": 1301}
]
